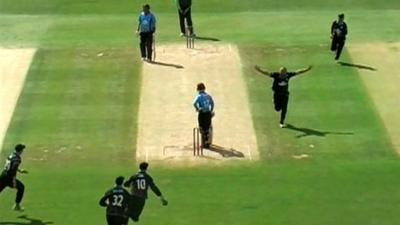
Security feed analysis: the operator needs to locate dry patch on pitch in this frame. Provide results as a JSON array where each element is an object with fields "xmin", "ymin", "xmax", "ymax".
[
  {"xmin": 136, "ymin": 43, "xmax": 258, "ymax": 164},
  {"xmin": 347, "ymin": 42, "xmax": 400, "ymax": 153},
  {"xmin": 0, "ymin": 48, "xmax": 36, "ymax": 151}
]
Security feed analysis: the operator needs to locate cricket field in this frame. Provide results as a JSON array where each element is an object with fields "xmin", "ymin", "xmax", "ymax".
[{"xmin": 1, "ymin": 0, "xmax": 400, "ymax": 224}]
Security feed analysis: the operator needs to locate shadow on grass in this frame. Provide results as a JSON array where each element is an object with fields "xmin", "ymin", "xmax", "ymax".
[
  {"xmin": 148, "ymin": 60, "xmax": 184, "ymax": 69},
  {"xmin": 0, "ymin": 215, "xmax": 53, "ymax": 225},
  {"xmin": 285, "ymin": 124, "xmax": 354, "ymax": 138},
  {"xmin": 338, "ymin": 61, "xmax": 377, "ymax": 71},
  {"xmin": 207, "ymin": 144, "xmax": 245, "ymax": 158},
  {"xmin": 195, "ymin": 36, "xmax": 221, "ymax": 42}
]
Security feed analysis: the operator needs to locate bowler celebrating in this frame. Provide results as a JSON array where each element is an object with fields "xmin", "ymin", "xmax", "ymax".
[{"xmin": 254, "ymin": 65, "xmax": 312, "ymax": 128}]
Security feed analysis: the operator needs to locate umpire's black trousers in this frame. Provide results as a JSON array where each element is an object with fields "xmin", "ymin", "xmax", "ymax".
[
  {"xmin": 0, "ymin": 174, "xmax": 25, "ymax": 204},
  {"xmin": 273, "ymin": 93, "xmax": 289, "ymax": 124},
  {"xmin": 140, "ymin": 32, "xmax": 153, "ymax": 60},
  {"xmin": 106, "ymin": 215, "xmax": 128, "ymax": 225},
  {"xmin": 330, "ymin": 36, "xmax": 345, "ymax": 60},
  {"xmin": 128, "ymin": 195, "xmax": 146, "ymax": 222},
  {"xmin": 178, "ymin": 8, "xmax": 193, "ymax": 34}
]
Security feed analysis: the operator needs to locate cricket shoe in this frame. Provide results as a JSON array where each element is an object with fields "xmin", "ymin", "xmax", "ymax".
[
  {"xmin": 13, "ymin": 204, "xmax": 24, "ymax": 211},
  {"xmin": 180, "ymin": 33, "xmax": 185, "ymax": 37},
  {"xmin": 279, "ymin": 123, "xmax": 286, "ymax": 128}
]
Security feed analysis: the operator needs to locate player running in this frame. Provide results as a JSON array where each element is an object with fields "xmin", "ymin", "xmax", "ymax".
[
  {"xmin": 124, "ymin": 162, "xmax": 168, "ymax": 222},
  {"xmin": 193, "ymin": 82, "xmax": 215, "ymax": 148},
  {"xmin": 99, "ymin": 176, "xmax": 130, "ymax": 225},
  {"xmin": 0, "ymin": 144, "xmax": 28, "ymax": 211},
  {"xmin": 254, "ymin": 65, "xmax": 312, "ymax": 128},
  {"xmin": 330, "ymin": 13, "xmax": 348, "ymax": 60}
]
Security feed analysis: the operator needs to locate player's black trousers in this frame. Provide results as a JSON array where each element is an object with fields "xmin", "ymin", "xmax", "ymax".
[
  {"xmin": 198, "ymin": 111, "xmax": 212, "ymax": 146},
  {"xmin": 128, "ymin": 195, "xmax": 146, "ymax": 222},
  {"xmin": 330, "ymin": 36, "xmax": 345, "ymax": 60},
  {"xmin": 106, "ymin": 215, "xmax": 128, "ymax": 225},
  {"xmin": 273, "ymin": 93, "xmax": 289, "ymax": 124},
  {"xmin": 178, "ymin": 8, "xmax": 193, "ymax": 34},
  {"xmin": 140, "ymin": 32, "xmax": 153, "ymax": 60},
  {"xmin": 0, "ymin": 175, "xmax": 25, "ymax": 204}
]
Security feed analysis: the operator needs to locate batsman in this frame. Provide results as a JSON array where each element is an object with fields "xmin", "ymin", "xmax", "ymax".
[{"xmin": 193, "ymin": 83, "xmax": 214, "ymax": 148}]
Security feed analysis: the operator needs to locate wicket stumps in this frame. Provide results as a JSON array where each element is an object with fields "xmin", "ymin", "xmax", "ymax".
[
  {"xmin": 193, "ymin": 127, "xmax": 203, "ymax": 156},
  {"xmin": 186, "ymin": 27, "xmax": 195, "ymax": 49}
]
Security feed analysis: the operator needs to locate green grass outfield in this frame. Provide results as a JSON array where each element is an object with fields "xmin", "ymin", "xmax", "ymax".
[{"xmin": 1, "ymin": 0, "xmax": 400, "ymax": 224}]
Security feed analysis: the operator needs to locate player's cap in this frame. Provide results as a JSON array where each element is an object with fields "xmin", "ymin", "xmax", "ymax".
[
  {"xmin": 338, "ymin": 13, "xmax": 345, "ymax": 19},
  {"xmin": 139, "ymin": 162, "xmax": 149, "ymax": 171},
  {"xmin": 197, "ymin": 82, "xmax": 206, "ymax": 91},
  {"xmin": 115, "ymin": 176, "xmax": 124, "ymax": 185},
  {"xmin": 143, "ymin": 4, "xmax": 150, "ymax": 9},
  {"xmin": 15, "ymin": 144, "xmax": 26, "ymax": 152}
]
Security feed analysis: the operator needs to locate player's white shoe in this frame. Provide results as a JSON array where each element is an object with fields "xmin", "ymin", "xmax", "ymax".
[
  {"xmin": 13, "ymin": 204, "xmax": 24, "ymax": 211},
  {"xmin": 279, "ymin": 123, "xmax": 286, "ymax": 128}
]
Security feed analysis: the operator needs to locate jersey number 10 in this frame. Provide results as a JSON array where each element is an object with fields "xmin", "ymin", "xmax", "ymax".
[{"xmin": 136, "ymin": 179, "xmax": 146, "ymax": 190}]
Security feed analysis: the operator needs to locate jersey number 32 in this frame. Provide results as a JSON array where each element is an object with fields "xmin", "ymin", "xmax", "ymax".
[{"xmin": 112, "ymin": 195, "xmax": 124, "ymax": 207}]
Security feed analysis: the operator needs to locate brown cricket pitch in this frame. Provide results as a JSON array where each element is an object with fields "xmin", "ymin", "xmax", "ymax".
[{"xmin": 136, "ymin": 43, "xmax": 259, "ymax": 165}]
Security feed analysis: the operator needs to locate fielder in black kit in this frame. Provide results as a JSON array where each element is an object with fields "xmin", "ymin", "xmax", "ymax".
[
  {"xmin": 0, "ymin": 144, "xmax": 28, "ymax": 211},
  {"xmin": 330, "ymin": 13, "xmax": 348, "ymax": 60},
  {"xmin": 99, "ymin": 176, "xmax": 130, "ymax": 225},
  {"xmin": 254, "ymin": 65, "xmax": 312, "ymax": 128},
  {"xmin": 124, "ymin": 162, "xmax": 168, "ymax": 222},
  {"xmin": 176, "ymin": 0, "xmax": 195, "ymax": 36}
]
